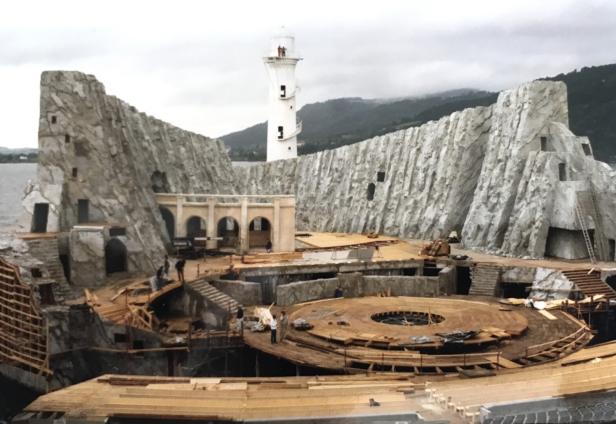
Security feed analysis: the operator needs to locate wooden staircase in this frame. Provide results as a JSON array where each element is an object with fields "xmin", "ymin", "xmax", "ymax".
[
  {"xmin": 517, "ymin": 326, "xmax": 592, "ymax": 366},
  {"xmin": 563, "ymin": 269, "xmax": 616, "ymax": 300},
  {"xmin": 469, "ymin": 264, "xmax": 501, "ymax": 296},
  {"xmin": 189, "ymin": 279, "xmax": 239, "ymax": 315}
]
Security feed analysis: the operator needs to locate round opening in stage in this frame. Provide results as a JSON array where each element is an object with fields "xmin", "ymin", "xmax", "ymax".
[{"xmin": 371, "ymin": 310, "xmax": 445, "ymax": 326}]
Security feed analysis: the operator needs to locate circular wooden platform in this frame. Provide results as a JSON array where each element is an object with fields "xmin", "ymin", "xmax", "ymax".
[
  {"xmin": 291, "ymin": 296, "xmax": 528, "ymax": 349},
  {"xmin": 244, "ymin": 296, "xmax": 592, "ymax": 375}
]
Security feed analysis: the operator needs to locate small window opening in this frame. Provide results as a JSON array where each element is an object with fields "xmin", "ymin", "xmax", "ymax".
[
  {"xmin": 288, "ymin": 146, "xmax": 291, "ymax": 151},
  {"xmin": 558, "ymin": 163, "xmax": 566, "ymax": 181},
  {"xmin": 65, "ymin": 134, "xmax": 71, "ymax": 144},
  {"xmin": 377, "ymin": 171, "xmax": 386, "ymax": 182},
  {"xmin": 582, "ymin": 144, "xmax": 592, "ymax": 156},
  {"xmin": 31, "ymin": 268, "xmax": 43, "ymax": 278},
  {"xmin": 77, "ymin": 199, "xmax": 89, "ymax": 224},
  {"xmin": 290, "ymin": 105, "xmax": 293, "ymax": 110},
  {"xmin": 38, "ymin": 284, "xmax": 56, "ymax": 306},
  {"xmin": 540, "ymin": 136, "xmax": 547, "ymax": 151},
  {"xmin": 367, "ymin": 183, "xmax": 376, "ymax": 201},
  {"xmin": 114, "ymin": 333, "xmax": 127, "ymax": 344},
  {"xmin": 51, "ymin": 116, "xmax": 57, "ymax": 124},
  {"xmin": 132, "ymin": 340, "xmax": 145, "ymax": 350},
  {"xmin": 109, "ymin": 227, "xmax": 127, "ymax": 237},
  {"xmin": 72, "ymin": 167, "xmax": 78, "ymax": 178},
  {"xmin": 280, "ymin": 85, "xmax": 286, "ymax": 98},
  {"xmin": 277, "ymin": 126, "xmax": 284, "ymax": 140}
]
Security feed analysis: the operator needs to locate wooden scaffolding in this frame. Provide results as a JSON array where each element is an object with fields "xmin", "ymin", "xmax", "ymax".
[{"xmin": 0, "ymin": 257, "xmax": 50, "ymax": 375}]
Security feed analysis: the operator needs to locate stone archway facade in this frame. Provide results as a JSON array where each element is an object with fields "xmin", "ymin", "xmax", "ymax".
[{"xmin": 156, "ymin": 194, "xmax": 295, "ymax": 253}]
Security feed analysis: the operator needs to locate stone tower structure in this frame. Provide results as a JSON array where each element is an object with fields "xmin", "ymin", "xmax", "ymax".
[{"xmin": 263, "ymin": 27, "xmax": 302, "ymax": 162}]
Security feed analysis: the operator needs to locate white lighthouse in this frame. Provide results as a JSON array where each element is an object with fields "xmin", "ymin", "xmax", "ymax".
[{"xmin": 263, "ymin": 27, "xmax": 302, "ymax": 162}]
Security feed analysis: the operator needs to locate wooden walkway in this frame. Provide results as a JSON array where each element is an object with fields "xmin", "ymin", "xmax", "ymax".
[
  {"xmin": 427, "ymin": 341, "xmax": 616, "ymax": 422},
  {"xmin": 24, "ymin": 374, "xmax": 429, "ymax": 422}
]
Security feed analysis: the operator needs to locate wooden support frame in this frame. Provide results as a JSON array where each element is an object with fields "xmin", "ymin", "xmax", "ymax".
[{"xmin": 0, "ymin": 258, "xmax": 50, "ymax": 375}]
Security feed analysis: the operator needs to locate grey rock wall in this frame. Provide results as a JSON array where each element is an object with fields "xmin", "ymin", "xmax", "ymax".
[
  {"xmin": 237, "ymin": 81, "xmax": 616, "ymax": 259},
  {"xmin": 20, "ymin": 71, "xmax": 236, "ymax": 284},
  {"xmin": 238, "ymin": 106, "xmax": 492, "ymax": 238},
  {"xmin": 276, "ymin": 274, "xmax": 447, "ymax": 306}
]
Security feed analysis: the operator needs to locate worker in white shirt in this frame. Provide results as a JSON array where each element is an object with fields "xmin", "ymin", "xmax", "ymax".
[{"xmin": 270, "ymin": 314, "xmax": 278, "ymax": 344}]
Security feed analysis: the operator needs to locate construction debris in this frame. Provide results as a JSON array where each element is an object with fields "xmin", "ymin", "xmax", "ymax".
[
  {"xmin": 419, "ymin": 239, "xmax": 451, "ymax": 257},
  {"xmin": 292, "ymin": 318, "xmax": 313, "ymax": 330}
]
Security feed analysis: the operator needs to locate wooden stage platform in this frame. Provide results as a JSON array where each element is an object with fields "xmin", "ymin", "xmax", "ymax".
[
  {"xmin": 21, "ymin": 342, "xmax": 616, "ymax": 423},
  {"xmin": 244, "ymin": 296, "xmax": 592, "ymax": 374}
]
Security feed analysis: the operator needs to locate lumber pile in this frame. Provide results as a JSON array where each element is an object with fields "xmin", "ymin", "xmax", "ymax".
[{"xmin": 86, "ymin": 280, "xmax": 183, "ymax": 330}]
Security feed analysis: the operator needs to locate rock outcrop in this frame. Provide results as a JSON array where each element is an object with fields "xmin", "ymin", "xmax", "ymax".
[{"xmin": 19, "ymin": 71, "xmax": 236, "ymax": 286}]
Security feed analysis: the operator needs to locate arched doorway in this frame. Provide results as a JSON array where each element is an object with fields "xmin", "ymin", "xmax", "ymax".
[
  {"xmin": 249, "ymin": 217, "xmax": 272, "ymax": 249},
  {"xmin": 159, "ymin": 207, "xmax": 175, "ymax": 241},
  {"xmin": 186, "ymin": 216, "xmax": 206, "ymax": 239},
  {"xmin": 217, "ymin": 217, "xmax": 239, "ymax": 249},
  {"xmin": 105, "ymin": 238, "xmax": 127, "ymax": 275}
]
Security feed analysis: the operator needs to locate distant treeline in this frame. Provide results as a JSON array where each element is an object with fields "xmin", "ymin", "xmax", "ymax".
[{"xmin": 0, "ymin": 153, "xmax": 38, "ymax": 163}]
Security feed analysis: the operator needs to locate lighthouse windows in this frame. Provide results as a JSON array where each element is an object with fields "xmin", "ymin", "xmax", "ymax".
[
  {"xmin": 280, "ymin": 85, "xmax": 286, "ymax": 98},
  {"xmin": 278, "ymin": 126, "xmax": 284, "ymax": 139}
]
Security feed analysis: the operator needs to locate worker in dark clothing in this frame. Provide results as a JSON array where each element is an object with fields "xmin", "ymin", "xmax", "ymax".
[
  {"xmin": 280, "ymin": 310, "xmax": 288, "ymax": 341},
  {"xmin": 334, "ymin": 286, "xmax": 343, "ymax": 298},
  {"xmin": 222, "ymin": 264, "xmax": 240, "ymax": 280},
  {"xmin": 265, "ymin": 240, "xmax": 273, "ymax": 253},
  {"xmin": 163, "ymin": 255, "xmax": 170, "ymax": 277},
  {"xmin": 175, "ymin": 259, "xmax": 186, "ymax": 283},
  {"xmin": 236, "ymin": 306, "xmax": 244, "ymax": 335}
]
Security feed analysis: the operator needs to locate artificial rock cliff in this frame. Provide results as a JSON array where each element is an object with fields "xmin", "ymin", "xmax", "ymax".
[
  {"xmin": 237, "ymin": 81, "xmax": 616, "ymax": 260},
  {"xmin": 19, "ymin": 71, "xmax": 236, "ymax": 286},
  {"xmin": 17, "ymin": 73, "xmax": 616, "ymax": 291}
]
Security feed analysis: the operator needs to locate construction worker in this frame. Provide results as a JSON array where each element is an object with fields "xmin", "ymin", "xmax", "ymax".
[
  {"xmin": 280, "ymin": 310, "xmax": 288, "ymax": 341},
  {"xmin": 236, "ymin": 305, "xmax": 244, "ymax": 336},
  {"xmin": 175, "ymin": 259, "xmax": 186, "ymax": 283},
  {"xmin": 270, "ymin": 314, "xmax": 278, "ymax": 344}
]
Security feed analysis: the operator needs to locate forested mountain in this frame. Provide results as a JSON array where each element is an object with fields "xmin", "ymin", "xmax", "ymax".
[
  {"xmin": 222, "ymin": 64, "xmax": 616, "ymax": 163},
  {"xmin": 542, "ymin": 64, "xmax": 616, "ymax": 164},
  {"xmin": 222, "ymin": 90, "xmax": 495, "ymax": 160}
]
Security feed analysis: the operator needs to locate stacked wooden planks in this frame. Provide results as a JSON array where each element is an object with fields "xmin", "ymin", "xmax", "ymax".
[{"xmin": 25, "ymin": 374, "xmax": 422, "ymax": 422}]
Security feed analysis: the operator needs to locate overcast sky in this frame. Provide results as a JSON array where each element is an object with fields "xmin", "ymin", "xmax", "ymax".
[{"xmin": 1, "ymin": 0, "xmax": 615, "ymax": 148}]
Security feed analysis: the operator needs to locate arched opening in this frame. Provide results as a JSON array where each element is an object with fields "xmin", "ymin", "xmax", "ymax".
[
  {"xmin": 159, "ymin": 207, "xmax": 175, "ymax": 241},
  {"xmin": 249, "ymin": 217, "xmax": 272, "ymax": 249},
  {"xmin": 217, "ymin": 217, "xmax": 239, "ymax": 249},
  {"xmin": 186, "ymin": 216, "xmax": 206, "ymax": 239},
  {"xmin": 105, "ymin": 238, "xmax": 127, "ymax": 275}
]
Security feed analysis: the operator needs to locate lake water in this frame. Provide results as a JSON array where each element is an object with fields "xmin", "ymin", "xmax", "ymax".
[{"xmin": 0, "ymin": 163, "xmax": 36, "ymax": 230}]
